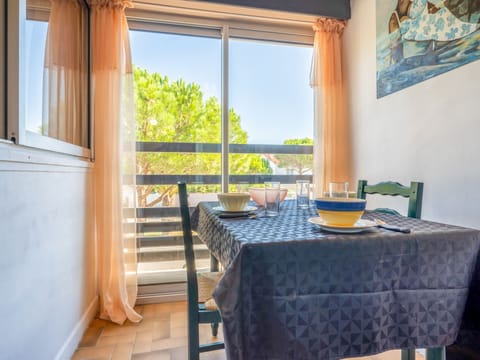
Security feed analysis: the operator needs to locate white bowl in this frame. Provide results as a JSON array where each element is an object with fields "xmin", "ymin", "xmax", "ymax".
[
  {"xmin": 217, "ymin": 193, "xmax": 250, "ymax": 211},
  {"xmin": 248, "ymin": 187, "xmax": 288, "ymax": 206}
]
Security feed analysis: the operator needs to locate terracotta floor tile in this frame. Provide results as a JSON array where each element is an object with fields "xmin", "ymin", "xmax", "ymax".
[
  {"xmin": 169, "ymin": 346, "xmax": 188, "ymax": 360},
  {"xmin": 104, "ymin": 319, "xmax": 140, "ymax": 329},
  {"xmin": 151, "ymin": 336, "xmax": 187, "ymax": 351},
  {"xmin": 141, "ymin": 303, "xmax": 174, "ymax": 318},
  {"xmin": 135, "ymin": 318, "xmax": 157, "ymax": 332},
  {"xmin": 200, "ymin": 350, "xmax": 229, "ymax": 360},
  {"xmin": 90, "ymin": 318, "xmax": 109, "ymax": 329},
  {"xmin": 152, "ymin": 319, "xmax": 171, "ymax": 340},
  {"xmin": 199, "ymin": 323, "xmax": 223, "ymax": 343},
  {"xmin": 77, "ymin": 327, "xmax": 103, "ymax": 348},
  {"xmin": 111, "ymin": 343, "xmax": 133, "ymax": 360},
  {"xmin": 97, "ymin": 333, "xmax": 136, "ymax": 346},
  {"xmin": 169, "ymin": 312, "xmax": 187, "ymax": 328},
  {"xmin": 131, "ymin": 349, "xmax": 170, "ymax": 360},
  {"xmin": 168, "ymin": 325, "xmax": 186, "ymax": 339},
  {"xmin": 71, "ymin": 345, "xmax": 115, "ymax": 359},
  {"xmin": 132, "ymin": 330, "xmax": 153, "ymax": 354},
  {"xmin": 102, "ymin": 324, "xmax": 138, "ymax": 337},
  {"xmin": 168, "ymin": 302, "xmax": 188, "ymax": 313}
]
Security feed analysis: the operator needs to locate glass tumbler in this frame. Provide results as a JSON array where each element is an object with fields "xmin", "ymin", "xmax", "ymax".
[
  {"xmin": 296, "ymin": 180, "xmax": 310, "ymax": 209},
  {"xmin": 264, "ymin": 181, "xmax": 280, "ymax": 217},
  {"xmin": 328, "ymin": 182, "xmax": 349, "ymax": 198}
]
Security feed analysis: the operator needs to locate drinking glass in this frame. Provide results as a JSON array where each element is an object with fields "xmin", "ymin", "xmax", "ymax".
[
  {"xmin": 296, "ymin": 180, "xmax": 310, "ymax": 209},
  {"xmin": 264, "ymin": 181, "xmax": 280, "ymax": 217},
  {"xmin": 328, "ymin": 182, "xmax": 349, "ymax": 198}
]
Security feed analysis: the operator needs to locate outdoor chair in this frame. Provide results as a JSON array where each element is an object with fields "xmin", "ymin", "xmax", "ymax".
[{"xmin": 177, "ymin": 181, "xmax": 225, "ymax": 360}]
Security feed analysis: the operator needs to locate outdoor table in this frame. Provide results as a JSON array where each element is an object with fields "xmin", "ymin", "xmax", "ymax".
[{"xmin": 193, "ymin": 200, "xmax": 480, "ymax": 360}]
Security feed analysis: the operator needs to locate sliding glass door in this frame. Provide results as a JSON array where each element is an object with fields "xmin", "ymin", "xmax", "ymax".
[{"xmin": 130, "ymin": 30, "xmax": 222, "ymax": 295}]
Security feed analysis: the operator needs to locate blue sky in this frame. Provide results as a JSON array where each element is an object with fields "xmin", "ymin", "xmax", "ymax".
[
  {"xmin": 130, "ymin": 30, "xmax": 314, "ymax": 144},
  {"xmin": 25, "ymin": 21, "xmax": 48, "ymax": 133}
]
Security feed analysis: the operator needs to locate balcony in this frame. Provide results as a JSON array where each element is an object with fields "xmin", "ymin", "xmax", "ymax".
[{"xmin": 134, "ymin": 141, "xmax": 313, "ymax": 301}]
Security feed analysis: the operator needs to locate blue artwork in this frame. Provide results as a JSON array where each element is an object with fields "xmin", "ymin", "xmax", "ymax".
[{"xmin": 376, "ymin": 0, "xmax": 480, "ymax": 98}]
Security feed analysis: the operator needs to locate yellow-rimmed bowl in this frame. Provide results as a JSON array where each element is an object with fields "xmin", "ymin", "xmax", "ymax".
[{"xmin": 314, "ymin": 197, "xmax": 366, "ymax": 226}]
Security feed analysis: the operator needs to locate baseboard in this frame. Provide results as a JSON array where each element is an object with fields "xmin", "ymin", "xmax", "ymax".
[
  {"xmin": 54, "ymin": 296, "xmax": 99, "ymax": 360},
  {"xmin": 136, "ymin": 292, "xmax": 186, "ymax": 305},
  {"xmin": 136, "ymin": 282, "xmax": 187, "ymax": 304}
]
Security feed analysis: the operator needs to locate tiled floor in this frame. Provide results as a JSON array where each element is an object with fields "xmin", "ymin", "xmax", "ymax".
[
  {"xmin": 73, "ymin": 302, "xmax": 225, "ymax": 360},
  {"xmin": 73, "ymin": 301, "xmax": 423, "ymax": 360}
]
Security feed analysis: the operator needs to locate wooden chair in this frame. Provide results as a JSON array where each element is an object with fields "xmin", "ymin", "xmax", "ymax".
[
  {"xmin": 178, "ymin": 181, "xmax": 225, "ymax": 360},
  {"xmin": 356, "ymin": 180, "xmax": 424, "ymax": 219},
  {"xmin": 357, "ymin": 180, "xmax": 445, "ymax": 360}
]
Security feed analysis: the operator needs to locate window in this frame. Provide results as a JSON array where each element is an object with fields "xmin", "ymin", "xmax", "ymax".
[
  {"xmin": 128, "ymin": 6, "xmax": 314, "ymax": 290},
  {"xmin": 5, "ymin": 0, "xmax": 90, "ymax": 157},
  {"xmin": 25, "ymin": 19, "xmax": 48, "ymax": 137}
]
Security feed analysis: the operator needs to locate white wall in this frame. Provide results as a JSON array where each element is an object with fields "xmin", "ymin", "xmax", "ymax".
[
  {"xmin": 0, "ymin": 143, "xmax": 96, "ymax": 360},
  {"xmin": 344, "ymin": 0, "xmax": 480, "ymax": 228}
]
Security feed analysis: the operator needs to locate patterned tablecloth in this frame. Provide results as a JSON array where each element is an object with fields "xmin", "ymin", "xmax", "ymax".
[{"xmin": 193, "ymin": 200, "xmax": 480, "ymax": 360}]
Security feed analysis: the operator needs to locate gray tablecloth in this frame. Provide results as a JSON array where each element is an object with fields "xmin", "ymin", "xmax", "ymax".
[{"xmin": 193, "ymin": 200, "xmax": 480, "ymax": 360}]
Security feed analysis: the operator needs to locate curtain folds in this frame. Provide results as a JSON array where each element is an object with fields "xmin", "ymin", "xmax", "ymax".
[
  {"xmin": 43, "ymin": 0, "xmax": 88, "ymax": 146},
  {"xmin": 90, "ymin": 0, "xmax": 141, "ymax": 324},
  {"xmin": 310, "ymin": 18, "xmax": 352, "ymax": 197}
]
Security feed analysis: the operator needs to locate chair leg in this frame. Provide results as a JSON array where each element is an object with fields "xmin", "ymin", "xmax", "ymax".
[
  {"xmin": 188, "ymin": 316, "xmax": 200, "ymax": 360},
  {"xmin": 426, "ymin": 347, "xmax": 445, "ymax": 360},
  {"xmin": 211, "ymin": 322, "xmax": 219, "ymax": 337},
  {"xmin": 401, "ymin": 349, "xmax": 415, "ymax": 360},
  {"xmin": 210, "ymin": 254, "xmax": 219, "ymax": 272}
]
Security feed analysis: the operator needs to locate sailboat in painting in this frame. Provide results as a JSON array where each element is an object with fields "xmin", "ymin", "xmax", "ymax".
[{"xmin": 376, "ymin": 0, "xmax": 480, "ymax": 98}]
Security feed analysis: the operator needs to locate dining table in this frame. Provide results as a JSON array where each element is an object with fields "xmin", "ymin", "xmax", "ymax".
[{"xmin": 192, "ymin": 199, "xmax": 480, "ymax": 360}]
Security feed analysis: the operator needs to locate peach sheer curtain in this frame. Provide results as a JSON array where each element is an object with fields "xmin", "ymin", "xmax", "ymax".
[
  {"xmin": 90, "ymin": 0, "xmax": 141, "ymax": 324},
  {"xmin": 43, "ymin": 0, "xmax": 88, "ymax": 146},
  {"xmin": 310, "ymin": 18, "xmax": 352, "ymax": 197}
]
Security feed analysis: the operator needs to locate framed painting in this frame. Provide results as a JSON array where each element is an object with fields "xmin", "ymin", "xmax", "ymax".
[{"xmin": 376, "ymin": 0, "xmax": 480, "ymax": 98}]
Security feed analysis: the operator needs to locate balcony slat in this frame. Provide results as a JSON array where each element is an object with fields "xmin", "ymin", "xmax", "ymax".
[
  {"xmin": 137, "ymin": 235, "xmax": 203, "ymax": 247},
  {"xmin": 137, "ymin": 221, "xmax": 180, "ymax": 233},
  {"xmin": 229, "ymin": 143, "xmax": 313, "ymax": 154},
  {"xmin": 137, "ymin": 142, "xmax": 313, "ymax": 155},
  {"xmin": 125, "ymin": 207, "xmax": 197, "ymax": 218},
  {"xmin": 137, "ymin": 245, "xmax": 210, "ymax": 262},
  {"xmin": 137, "ymin": 174, "xmax": 312, "ymax": 185},
  {"xmin": 135, "ymin": 207, "xmax": 183, "ymax": 218}
]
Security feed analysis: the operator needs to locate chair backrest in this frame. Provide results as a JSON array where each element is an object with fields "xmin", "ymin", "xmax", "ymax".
[
  {"xmin": 356, "ymin": 180, "xmax": 424, "ymax": 218},
  {"xmin": 178, "ymin": 181, "xmax": 199, "ymax": 305}
]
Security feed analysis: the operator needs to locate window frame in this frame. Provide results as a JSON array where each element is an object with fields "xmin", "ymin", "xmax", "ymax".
[{"xmin": 5, "ymin": 0, "xmax": 92, "ymax": 159}]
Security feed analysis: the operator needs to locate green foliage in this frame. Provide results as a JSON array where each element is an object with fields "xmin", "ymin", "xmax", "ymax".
[
  {"xmin": 275, "ymin": 137, "xmax": 313, "ymax": 175},
  {"xmin": 133, "ymin": 67, "xmax": 271, "ymax": 207}
]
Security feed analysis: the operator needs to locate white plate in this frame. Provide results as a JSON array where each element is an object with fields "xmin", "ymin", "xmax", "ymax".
[
  {"xmin": 308, "ymin": 217, "xmax": 377, "ymax": 234},
  {"xmin": 213, "ymin": 205, "xmax": 257, "ymax": 213}
]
